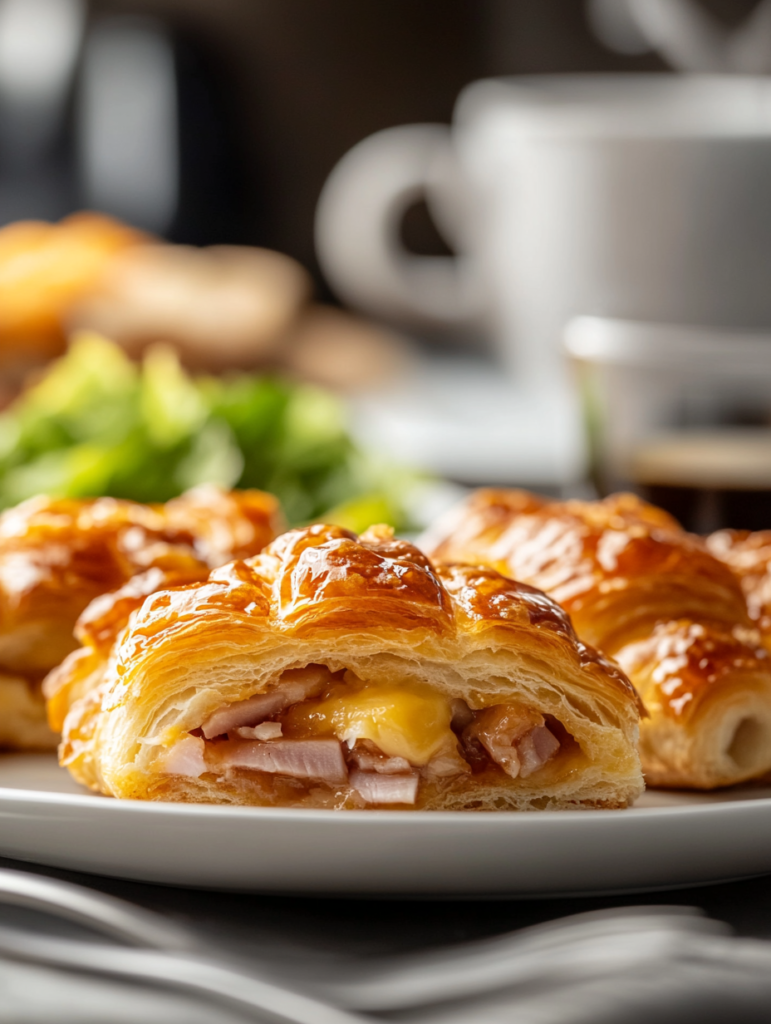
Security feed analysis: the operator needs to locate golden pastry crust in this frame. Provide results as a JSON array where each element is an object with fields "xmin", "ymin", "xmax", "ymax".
[
  {"xmin": 423, "ymin": 489, "xmax": 771, "ymax": 789},
  {"xmin": 707, "ymin": 529, "xmax": 771, "ymax": 640},
  {"xmin": 51, "ymin": 523, "xmax": 644, "ymax": 811},
  {"xmin": 44, "ymin": 564, "xmax": 207, "ymax": 735},
  {"xmin": 1, "ymin": 486, "xmax": 283, "ymax": 749}
]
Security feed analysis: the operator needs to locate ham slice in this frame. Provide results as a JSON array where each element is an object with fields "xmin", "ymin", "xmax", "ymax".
[
  {"xmin": 237, "ymin": 722, "xmax": 283, "ymax": 740},
  {"xmin": 465, "ymin": 704, "xmax": 560, "ymax": 779},
  {"xmin": 348, "ymin": 739, "xmax": 467, "ymax": 781},
  {"xmin": 518, "ymin": 725, "xmax": 561, "ymax": 778},
  {"xmin": 347, "ymin": 741, "xmax": 412, "ymax": 775},
  {"xmin": 201, "ymin": 666, "xmax": 333, "ymax": 739},
  {"xmin": 162, "ymin": 735, "xmax": 206, "ymax": 778},
  {"xmin": 217, "ymin": 738, "xmax": 348, "ymax": 784},
  {"xmin": 350, "ymin": 770, "xmax": 419, "ymax": 805}
]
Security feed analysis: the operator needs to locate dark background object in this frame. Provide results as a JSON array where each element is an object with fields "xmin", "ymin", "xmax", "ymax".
[
  {"xmin": 92, "ymin": 0, "xmax": 670, "ymax": 280},
  {"xmin": 642, "ymin": 484, "xmax": 771, "ymax": 533},
  {"xmin": 166, "ymin": 29, "xmax": 247, "ymax": 246},
  {"xmin": 0, "ymin": 0, "xmax": 668, "ymax": 277},
  {"xmin": 3, "ymin": 0, "xmax": 763, "ymax": 280}
]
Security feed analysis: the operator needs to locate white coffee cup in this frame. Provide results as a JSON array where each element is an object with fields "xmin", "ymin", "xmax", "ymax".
[{"xmin": 316, "ymin": 74, "xmax": 771, "ymax": 394}]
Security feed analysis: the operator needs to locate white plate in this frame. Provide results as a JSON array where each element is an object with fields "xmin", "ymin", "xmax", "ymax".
[{"xmin": 1, "ymin": 754, "xmax": 770, "ymax": 896}]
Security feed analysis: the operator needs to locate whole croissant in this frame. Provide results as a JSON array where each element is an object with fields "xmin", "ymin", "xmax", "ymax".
[
  {"xmin": 0, "ymin": 486, "xmax": 282, "ymax": 749},
  {"xmin": 422, "ymin": 489, "xmax": 771, "ymax": 789}
]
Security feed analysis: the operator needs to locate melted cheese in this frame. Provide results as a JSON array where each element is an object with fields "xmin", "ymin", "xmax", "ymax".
[{"xmin": 285, "ymin": 682, "xmax": 455, "ymax": 765}]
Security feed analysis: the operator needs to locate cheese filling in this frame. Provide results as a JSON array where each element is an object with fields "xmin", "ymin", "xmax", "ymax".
[{"xmin": 283, "ymin": 681, "xmax": 456, "ymax": 765}]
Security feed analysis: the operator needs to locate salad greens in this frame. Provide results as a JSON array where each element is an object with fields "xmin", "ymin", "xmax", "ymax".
[{"xmin": 0, "ymin": 332, "xmax": 415, "ymax": 530}]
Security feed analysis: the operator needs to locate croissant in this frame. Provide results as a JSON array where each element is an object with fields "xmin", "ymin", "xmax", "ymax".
[
  {"xmin": 0, "ymin": 486, "xmax": 282, "ymax": 749},
  {"xmin": 423, "ymin": 489, "xmax": 771, "ymax": 789},
  {"xmin": 47, "ymin": 523, "xmax": 644, "ymax": 810}
]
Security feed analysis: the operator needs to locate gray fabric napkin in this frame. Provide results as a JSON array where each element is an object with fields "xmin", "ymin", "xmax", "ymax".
[{"xmin": 2, "ymin": 888, "xmax": 771, "ymax": 1024}]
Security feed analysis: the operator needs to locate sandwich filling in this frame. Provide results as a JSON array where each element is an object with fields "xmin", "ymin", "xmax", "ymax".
[{"xmin": 161, "ymin": 664, "xmax": 574, "ymax": 806}]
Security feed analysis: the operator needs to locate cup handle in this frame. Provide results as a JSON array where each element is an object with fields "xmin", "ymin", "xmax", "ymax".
[
  {"xmin": 626, "ymin": 0, "xmax": 771, "ymax": 73},
  {"xmin": 315, "ymin": 124, "xmax": 481, "ymax": 333}
]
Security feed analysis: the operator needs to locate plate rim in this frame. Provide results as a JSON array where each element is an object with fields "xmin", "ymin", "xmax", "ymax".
[
  {"xmin": 2, "ymin": 780, "xmax": 771, "ymax": 824},
  {"xmin": 2, "ymin": 760, "xmax": 771, "ymax": 895}
]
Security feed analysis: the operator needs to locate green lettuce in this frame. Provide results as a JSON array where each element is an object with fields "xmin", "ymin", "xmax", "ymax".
[{"xmin": 0, "ymin": 333, "xmax": 419, "ymax": 530}]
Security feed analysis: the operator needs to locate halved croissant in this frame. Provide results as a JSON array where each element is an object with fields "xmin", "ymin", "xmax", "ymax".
[
  {"xmin": 0, "ymin": 486, "xmax": 282, "ymax": 749},
  {"xmin": 423, "ymin": 489, "xmax": 771, "ymax": 789},
  {"xmin": 47, "ymin": 523, "xmax": 644, "ymax": 811}
]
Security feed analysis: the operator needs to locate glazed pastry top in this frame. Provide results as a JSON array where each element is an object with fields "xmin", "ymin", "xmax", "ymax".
[
  {"xmin": 707, "ymin": 529, "xmax": 771, "ymax": 636},
  {"xmin": 110, "ymin": 522, "xmax": 642, "ymax": 715},
  {"xmin": 423, "ymin": 489, "xmax": 750, "ymax": 652},
  {"xmin": 0, "ymin": 485, "xmax": 283, "ymax": 673}
]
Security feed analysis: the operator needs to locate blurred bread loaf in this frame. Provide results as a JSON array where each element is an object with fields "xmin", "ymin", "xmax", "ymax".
[{"xmin": 69, "ymin": 243, "xmax": 312, "ymax": 370}]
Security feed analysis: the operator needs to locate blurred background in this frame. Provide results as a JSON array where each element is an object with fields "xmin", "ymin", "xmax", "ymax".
[
  {"xmin": 1, "ymin": 0, "xmax": 771, "ymax": 531},
  {"xmin": 0, "ymin": 0, "xmax": 673, "ymax": 262}
]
